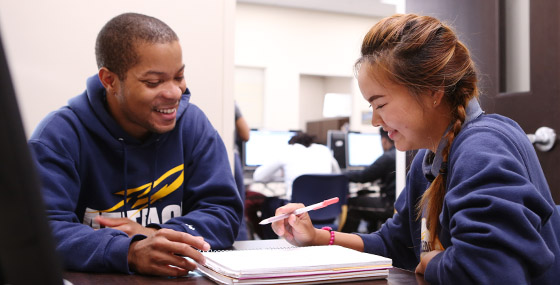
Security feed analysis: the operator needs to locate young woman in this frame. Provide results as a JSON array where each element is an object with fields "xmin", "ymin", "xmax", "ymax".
[{"xmin": 271, "ymin": 14, "xmax": 560, "ymax": 284}]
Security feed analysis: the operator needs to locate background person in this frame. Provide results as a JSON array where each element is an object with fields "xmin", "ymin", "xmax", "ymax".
[
  {"xmin": 271, "ymin": 14, "xmax": 560, "ymax": 284},
  {"xmin": 234, "ymin": 102, "xmax": 250, "ymax": 159},
  {"xmin": 233, "ymin": 102, "xmax": 250, "ymax": 240},
  {"xmin": 341, "ymin": 129, "xmax": 395, "ymax": 233},
  {"xmin": 252, "ymin": 132, "xmax": 341, "ymax": 200},
  {"xmin": 247, "ymin": 132, "xmax": 341, "ymax": 239},
  {"xmin": 28, "ymin": 13, "xmax": 242, "ymax": 277}
]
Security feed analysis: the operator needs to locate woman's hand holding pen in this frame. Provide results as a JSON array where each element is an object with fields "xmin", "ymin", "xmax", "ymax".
[{"xmin": 271, "ymin": 203, "xmax": 318, "ymax": 246}]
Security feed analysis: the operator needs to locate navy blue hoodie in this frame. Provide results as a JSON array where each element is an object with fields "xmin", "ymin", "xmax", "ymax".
[
  {"xmin": 360, "ymin": 102, "xmax": 560, "ymax": 284},
  {"xmin": 29, "ymin": 75, "xmax": 243, "ymax": 273}
]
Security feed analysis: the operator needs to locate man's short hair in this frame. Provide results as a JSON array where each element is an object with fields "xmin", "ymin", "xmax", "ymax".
[{"xmin": 95, "ymin": 13, "xmax": 179, "ymax": 80}]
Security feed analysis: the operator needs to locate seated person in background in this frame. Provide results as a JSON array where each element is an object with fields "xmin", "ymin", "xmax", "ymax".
[
  {"xmin": 341, "ymin": 129, "xmax": 395, "ymax": 233},
  {"xmin": 233, "ymin": 102, "xmax": 250, "ymax": 240},
  {"xmin": 252, "ymin": 132, "xmax": 341, "ymax": 200},
  {"xmin": 28, "ymin": 13, "xmax": 242, "ymax": 277},
  {"xmin": 234, "ymin": 102, "xmax": 251, "ymax": 159},
  {"xmin": 247, "ymin": 132, "xmax": 340, "ymax": 239}
]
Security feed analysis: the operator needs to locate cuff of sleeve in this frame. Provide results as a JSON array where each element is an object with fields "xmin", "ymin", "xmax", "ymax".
[
  {"xmin": 357, "ymin": 232, "xmax": 387, "ymax": 256},
  {"xmin": 158, "ymin": 223, "xmax": 197, "ymax": 236},
  {"xmin": 424, "ymin": 251, "xmax": 444, "ymax": 283},
  {"xmin": 105, "ymin": 235, "xmax": 145, "ymax": 274}
]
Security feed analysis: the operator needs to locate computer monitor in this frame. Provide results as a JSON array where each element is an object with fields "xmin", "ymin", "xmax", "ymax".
[
  {"xmin": 243, "ymin": 129, "xmax": 297, "ymax": 169},
  {"xmin": 327, "ymin": 130, "xmax": 347, "ymax": 169},
  {"xmin": 0, "ymin": 31, "xmax": 64, "ymax": 284},
  {"xmin": 346, "ymin": 132, "xmax": 384, "ymax": 169}
]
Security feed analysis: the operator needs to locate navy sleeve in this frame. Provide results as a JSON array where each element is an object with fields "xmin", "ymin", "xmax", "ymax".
[
  {"xmin": 424, "ymin": 125, "xmax": 556, "ymax": 284},
  {"xmin": 344, "ymin": 151, "xmax": 393, "ymax": 183},
  {"xmin": 29, "ymin": 136, "xmax": 134, "ymax": 274}
]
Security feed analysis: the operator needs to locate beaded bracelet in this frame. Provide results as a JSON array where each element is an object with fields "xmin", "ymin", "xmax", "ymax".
[{"xmin": 321, "ymin": 226, "xmax": 335, "ymax": 245}]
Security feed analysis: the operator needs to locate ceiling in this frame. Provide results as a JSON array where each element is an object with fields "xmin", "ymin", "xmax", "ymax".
[{"xmin": 237, "ymin": 0, "xmax": 402, "ymax": 18}]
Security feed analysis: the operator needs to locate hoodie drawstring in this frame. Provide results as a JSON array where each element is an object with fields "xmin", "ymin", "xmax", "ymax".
[
  {"xmin": 118, "ymin": 138, "xmax": 128, "ymax": 218},
  {"xmin": 146, "ymin": 139, "xmax": 160, "ymax": 222},
  {"xmin": 119, "ymin": 137, "xmax": 160, "ymax": 223}
]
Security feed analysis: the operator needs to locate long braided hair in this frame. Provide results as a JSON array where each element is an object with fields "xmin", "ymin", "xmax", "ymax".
[{"xmin": 356, "ymin": 14, "xmax": 479, "ymax": 243}]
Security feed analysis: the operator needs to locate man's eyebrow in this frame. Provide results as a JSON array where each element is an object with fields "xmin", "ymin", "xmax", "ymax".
[
  {"xmin": 141, "ymin": 70, "xmax": 166, "ymax": 77},
  {"xmin": 141, "ymin": 65, "xmax": 185, "ymax": 77},
  {"xmin": 367, "ymin": 95, "xmax": 384, "ymax": 103}
]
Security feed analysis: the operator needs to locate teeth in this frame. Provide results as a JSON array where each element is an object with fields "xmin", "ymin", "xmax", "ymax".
[{"xmin": 156, "ymin": 108, "xmax": 176, "ymax": 114}]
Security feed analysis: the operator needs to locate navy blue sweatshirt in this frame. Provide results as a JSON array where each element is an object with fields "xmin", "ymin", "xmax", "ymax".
[
  {"xmin": 29, "ymin": 75, "xmax": 243, "ymax": 273},
  {"xmin": 360, "ymin": 111, "xmax": 560, "ymax": 283}
]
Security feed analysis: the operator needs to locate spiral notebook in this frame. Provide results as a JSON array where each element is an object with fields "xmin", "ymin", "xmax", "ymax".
[{"xmin": 195, "ymin": 244, "xmax": 392, "ymax": 285}]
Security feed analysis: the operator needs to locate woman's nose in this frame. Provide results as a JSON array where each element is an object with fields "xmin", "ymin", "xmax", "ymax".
[{"xmin": 371, "ymin": 111, "xmax": 383, "ymax": 127}]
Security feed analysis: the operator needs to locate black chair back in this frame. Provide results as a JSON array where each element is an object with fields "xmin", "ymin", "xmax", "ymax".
[{"xmin": 291, "ymin": 174, "xmax": 349, "ymax": 229}]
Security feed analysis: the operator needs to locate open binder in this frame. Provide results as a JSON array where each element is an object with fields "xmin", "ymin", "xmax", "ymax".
[{"xmin": 195, "ymin": 245, "xmax": 392, "ymax": 284}]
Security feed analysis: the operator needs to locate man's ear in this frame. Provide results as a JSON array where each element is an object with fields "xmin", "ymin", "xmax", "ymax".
[{"xmin": 98, "ymin": 67, "xmax": 118, "ymax": 94}]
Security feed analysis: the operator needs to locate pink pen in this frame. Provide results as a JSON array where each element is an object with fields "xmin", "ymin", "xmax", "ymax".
[{"xmin": 259, "ymin": 197, "xmax": 339, "ymax": 225}]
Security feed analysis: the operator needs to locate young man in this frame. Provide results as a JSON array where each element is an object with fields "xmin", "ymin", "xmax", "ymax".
[{"xmin": 28, "ymin": 13, "xmax": 242, "ymax": 277}]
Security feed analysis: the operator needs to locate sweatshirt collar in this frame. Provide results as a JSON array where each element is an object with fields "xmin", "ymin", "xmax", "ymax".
[{"xmin": 422, "ymin": 99, "xmax": 483, "ymax": 181}]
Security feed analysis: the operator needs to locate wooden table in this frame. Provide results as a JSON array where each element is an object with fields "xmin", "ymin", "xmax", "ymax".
[
  {"xmin": 63, "ymin": 239, "xmax": 429, "ymax": 285},
  {"xmin": 64, "ymin": 267, "xmax": 428, "ymax": 285}
]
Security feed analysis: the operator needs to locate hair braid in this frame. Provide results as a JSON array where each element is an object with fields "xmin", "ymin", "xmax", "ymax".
[{"xmin": 418, "ymin": 99, "xmax": 468, "ymax": 243}]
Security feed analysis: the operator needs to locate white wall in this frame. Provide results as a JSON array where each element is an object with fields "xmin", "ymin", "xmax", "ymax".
[
  {"xmin": 235, "ymin": 3, "xmax": 381, "ymax": 132},
  {"xmin": 299, "ymin": 75, "xmax": 328, "ymax": 130},
  {"xmin": 299, "ymin": 75, "xmax": 353, "ymax": 131},
  {"xmin": 0, "ymin": 0, "xmax": 235, "ymax": 160}
]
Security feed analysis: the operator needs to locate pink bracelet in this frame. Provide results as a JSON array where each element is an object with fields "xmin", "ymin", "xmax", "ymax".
[{"xmin": 322, "ymin": 226, "xmax": 335, "ymax": 245}]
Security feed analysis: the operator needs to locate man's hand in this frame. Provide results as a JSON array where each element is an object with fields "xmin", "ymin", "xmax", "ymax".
[
  {"xmin": 128, "ymin": 228, "xmax": 211, "ymax": 277},
  {"xmin": 96, "ymin": 216, "xmax": 156, "ymax": 237}
]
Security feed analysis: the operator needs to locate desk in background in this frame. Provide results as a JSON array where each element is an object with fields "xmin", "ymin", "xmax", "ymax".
[
  {"xmin": 245, "ymin": 178, "xmax": 381, "ymax": 198},
  {"xmin": 246, "ymin": 181, "xmax": 287, "ymax": 197},
  {"xmin": 244, "ymin": 168, "xmax": 287, "ymax": 197},
  {"xmin": 63, "ymin": 239, "xmax": 428, "ymax": 285},
  {"xmin": 349, "ymin": 181, "xmax": 380, "ymax": 195}
]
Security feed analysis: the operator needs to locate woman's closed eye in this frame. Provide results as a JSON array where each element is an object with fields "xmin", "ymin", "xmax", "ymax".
[{"xmin": 375, "ymin": 103, "xmax": 387, "ymax": 110}]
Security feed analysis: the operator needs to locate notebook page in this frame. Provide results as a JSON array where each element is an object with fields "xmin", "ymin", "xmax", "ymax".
[{"xmin": 201, "ymin": 245, "xmax": 391, "ymax": 278}]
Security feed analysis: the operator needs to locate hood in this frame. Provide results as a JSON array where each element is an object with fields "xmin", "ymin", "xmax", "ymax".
[
  {"xmin": 68, "ymin": 74, "xmax": 192, "ymax": 218},
  {"xmin": 68, "ymin": 74, "xmax": 191, "ymax": 147}
]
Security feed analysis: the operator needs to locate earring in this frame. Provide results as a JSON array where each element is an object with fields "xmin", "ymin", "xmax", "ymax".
[{"xmin": 433, "ymin": 100, "xmax": 437, "ymax": 105}]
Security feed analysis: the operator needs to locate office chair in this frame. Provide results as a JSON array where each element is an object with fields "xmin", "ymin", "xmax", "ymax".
[{"xmin": 291, "ymin": 174, "xmax": 349, "ymax": 230}]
